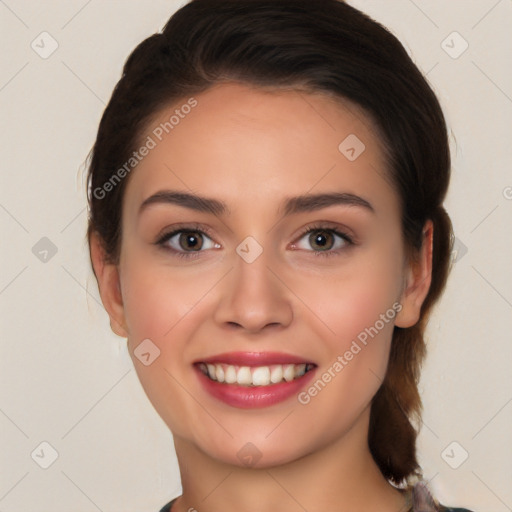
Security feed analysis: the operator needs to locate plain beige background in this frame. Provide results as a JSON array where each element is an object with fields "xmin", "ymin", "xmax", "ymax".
[{"xmin": 1, "ymin": 1, "xmax": 511, "ymax": 511}]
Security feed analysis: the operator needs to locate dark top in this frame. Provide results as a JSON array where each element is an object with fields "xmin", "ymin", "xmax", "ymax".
[{"xmin": 158, "ymin": 481, "xmax": 476, "ymax": 512}]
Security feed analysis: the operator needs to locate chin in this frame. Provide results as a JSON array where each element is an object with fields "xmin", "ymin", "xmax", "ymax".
[{"xmin": 201, "ymin": 436, "xmax": 313, "ymax": 470}]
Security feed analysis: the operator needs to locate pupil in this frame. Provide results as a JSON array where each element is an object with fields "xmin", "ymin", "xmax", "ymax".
[
  {"xmin": 311, "ymin": 231, "xmax": 332, "ymax": 250},
  {"xmin": 181, "ymin": 232, "xmax": 202, "ymax": 251}
]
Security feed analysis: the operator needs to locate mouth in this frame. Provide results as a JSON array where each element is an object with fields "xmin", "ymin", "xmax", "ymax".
[
  {"xmin": 192, "ymin": 351, "xmax": 318, "ymax": 408},
  {"xmin": 196, "ymin": 362, "xmax": 316, "ymax": 387}
]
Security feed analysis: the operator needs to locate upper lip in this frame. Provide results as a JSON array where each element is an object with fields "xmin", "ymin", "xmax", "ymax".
[{"xmin": 194, "ymin": 351, "xmax": 315, "ymax": 366}]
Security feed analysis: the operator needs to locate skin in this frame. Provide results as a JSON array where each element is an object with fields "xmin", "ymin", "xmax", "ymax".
[{"xmin": 90, "ymin": 82, "xmax": 433, "ymax": 512}]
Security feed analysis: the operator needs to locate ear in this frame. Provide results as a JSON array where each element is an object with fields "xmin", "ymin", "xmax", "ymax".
[
  {"xmin": 89, "ymin": 231, "xmax": 128, "ymax": 338},
  {"xmin": 395, "ymin": 220, "xmax": 434, "ymax": 328}
]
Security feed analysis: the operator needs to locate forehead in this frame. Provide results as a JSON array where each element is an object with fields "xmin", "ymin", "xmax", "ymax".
[{"xmin": 123, "ymin": 81, "xmax": 397, "ymax": 221}]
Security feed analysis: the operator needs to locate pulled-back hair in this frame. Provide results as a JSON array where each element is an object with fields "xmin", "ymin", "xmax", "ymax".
[{"xmin": 86, "ymin": 0, "xmax": 453, "ymax": 487}]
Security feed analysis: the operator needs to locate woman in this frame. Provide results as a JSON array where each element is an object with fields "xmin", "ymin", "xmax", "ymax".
[{"xmin": 86, "ymin": 1, "xmax": 476, "ymax": 510}]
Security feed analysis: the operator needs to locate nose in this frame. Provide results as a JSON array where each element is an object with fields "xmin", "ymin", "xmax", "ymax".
[{"xmin": 212, "ymin": 248, "xmax": 293, "ymax": 334}]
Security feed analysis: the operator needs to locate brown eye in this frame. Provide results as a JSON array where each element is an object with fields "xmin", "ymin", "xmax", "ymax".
[
  {"xmin": 178, "ymin": 231, "xmax": 204, "ymax": 251},
  {"xmin": 156, "ymin": 226, "xmax": 220, "ymax": 257},
  {"xmin": 291, "ymin": 225, "xmax": 353, "ymax": 258},
  {"xmin": 308, "ymin": 230, "xmax": 335, "ymax": 251}
]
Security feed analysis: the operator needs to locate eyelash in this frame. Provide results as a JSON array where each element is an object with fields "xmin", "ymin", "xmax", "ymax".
[
  {"xmin": 294, "ymin": 223, "xmax": 354, "ymax": 258},
  {"xmin": 154, "ymin": 222, "xmax": 354, "ymax": 260}
]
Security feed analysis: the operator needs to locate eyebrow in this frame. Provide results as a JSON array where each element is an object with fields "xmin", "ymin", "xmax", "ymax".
[{"xmin": 138, "ymin": 189, "xmax": 375, "ymax": 217}]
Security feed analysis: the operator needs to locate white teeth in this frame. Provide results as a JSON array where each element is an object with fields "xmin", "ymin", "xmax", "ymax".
[
  {"xmin": 283, "ymin": 364, "xmax": 295, "ymax": 382},
  {"xmin": 237, "ymin": 366, "xmax": 252, "ymax": 386},
  {"xmin": 224, "ymin": 365, "xmax": 237, "ymax": 384},
  {"xmin": 207, "ymin": 363, "xmax": 216, "ymax": 380},
  {"xmin": 252, "ymin": 366, "xmax": 271, "ymax": 386},
  {"xmin": 199, "ymin": 362, "xmax": 313, "ymax": 387},
  {"xmin": 270, "ymin": 365, "xmax": 283, "ymax": 383},
  {"xmin": 215, "ymin": 365, "xmax": 225, "ymax": 383}
]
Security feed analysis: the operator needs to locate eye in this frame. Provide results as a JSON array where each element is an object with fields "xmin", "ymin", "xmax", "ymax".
[
  {"xmin": 154, "ymin": 222, "xmax": 354, "ymax": 259},
  {"xmin": 155, "ymin": 224, "xmax": 220, "ymax": 258},
  {"xmin": 291, "ymin": 223, "xmax": 353, "ymax": 257}
]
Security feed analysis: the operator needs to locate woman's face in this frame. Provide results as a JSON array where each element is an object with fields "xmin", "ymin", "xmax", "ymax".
[{"xmin": 97, "ymin": 82, "xmax": 425, "ymax": 467}]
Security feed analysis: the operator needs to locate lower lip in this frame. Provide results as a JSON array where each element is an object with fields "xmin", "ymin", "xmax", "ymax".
[{"xmin": 194, "ymin": 365, "xmax": 317, "ymax": 409}]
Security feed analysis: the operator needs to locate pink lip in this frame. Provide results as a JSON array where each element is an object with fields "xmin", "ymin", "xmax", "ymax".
[
  {"xmin": 194, "ymin": 368, "xmax": 317, "ymax": 409},
  {"xmin": 195, "ymin": 351, "xmax": 315, "ymax": 366},
  {"xmin": 193, "ymin": 352, "xmax": 318, "ymax": 409}
]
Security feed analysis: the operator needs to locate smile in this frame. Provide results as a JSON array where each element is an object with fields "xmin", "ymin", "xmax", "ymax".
[
  {"xmin": 197, "ymin": 362, "xmax": 316, "ymax": 387},
  {"xmin": 193, "ymin": 351, "xmax": 318, "ymax": 408}
]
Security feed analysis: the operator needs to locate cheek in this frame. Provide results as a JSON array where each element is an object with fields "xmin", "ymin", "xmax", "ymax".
[
  {"xmin": 292, "ymin": 257, "xmax": 402, "ymax": 348},
  {"xmin": 119, "ymin": 250, "xmax": 211, "ymax": 341},
  {"xmin": 294, "ymin": 276, "xmax": 400, "ymax": 433},
  {"xmin": 118, "ymin": 252, "xmax": 206, "ymax": 436}
]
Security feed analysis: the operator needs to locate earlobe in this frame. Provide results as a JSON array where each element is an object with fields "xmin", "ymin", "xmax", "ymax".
[
  {"xmin": 89, "ymin": 232, "xmax": 128, "ymax": 338},
  {"xmin": 395, "ymin": 220, "xmax": 434, "ymax": 328}
]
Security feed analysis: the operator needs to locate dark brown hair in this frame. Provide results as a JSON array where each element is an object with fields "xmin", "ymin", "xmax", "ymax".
[{"xmin": 86, "ymin": 0, "xmax": 453, "ymax": 487}]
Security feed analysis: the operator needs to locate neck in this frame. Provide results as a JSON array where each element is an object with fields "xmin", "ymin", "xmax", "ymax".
[{"xmin": 171, "ymin": 407, "xmax": 407, "ymax": 512}]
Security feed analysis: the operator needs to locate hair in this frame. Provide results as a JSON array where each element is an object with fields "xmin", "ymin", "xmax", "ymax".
[{"xmin": 86, "ymin": 0, "xmax": 453, "ymax": 488}]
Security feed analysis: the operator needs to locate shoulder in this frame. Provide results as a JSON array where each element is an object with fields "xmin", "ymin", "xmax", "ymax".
[
  {"xmin": 439, "ymin": 507, "xmax": 476, "ymax": 512},
  {"xmin": 158, "ymin": 495, "xmax": 477, "ymax": 512},
  {"xmin": 408, "ymin": 480, "xmax": 476, "ymax": 512},
  {"xmin": 158, "ymin": 498, "xmax": 176, "ymax": 512}
]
